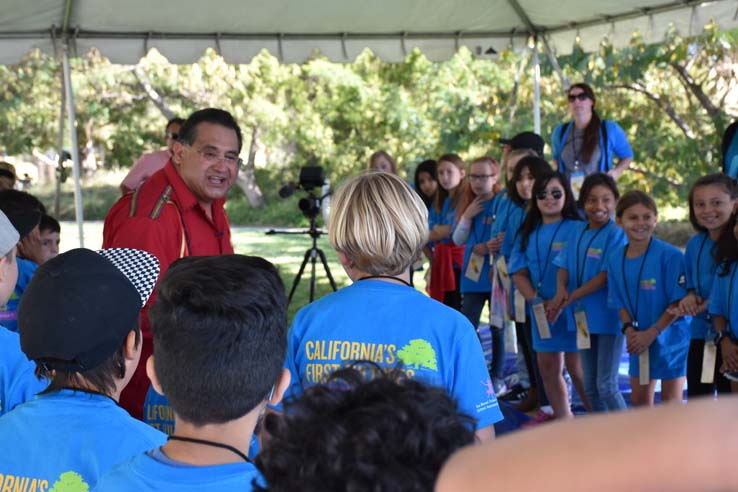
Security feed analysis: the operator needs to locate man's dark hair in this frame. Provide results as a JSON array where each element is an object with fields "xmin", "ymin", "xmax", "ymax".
[
  {"xmin": 39, "ymin": 214, "xmax": 60, "ymax": 234},
  {"xmin": 177, "ymin": 108, "xmax": 243, "ymax": 152},
  {"xmin": 38, "ymin": 326, "xmax": 141, "ymax": 397},
  {"xmin": 255, "ymin": 363, "xmax": 476, "ymax": 492},
  {"xmin": 0, "ymin": 189, "xmax": 47, "ymax": 216},
  {"xmin": 166, "ymin": 117, "xmax": 185, "ymax": 130},
  {"xmin": 148, "ymin": 255, "xmax": 287, "ymax": 425},
  {"xmin": 507, "ymin": 155, "xmax": 552, "ymax": 206}
]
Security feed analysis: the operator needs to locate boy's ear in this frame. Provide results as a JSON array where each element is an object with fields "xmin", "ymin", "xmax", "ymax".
[
  {"xmin": 267, "ymin": 368, "xmax": 292, "ymax": 406},
  {"xmin": 146, "ymin": 355, "xmax": 165, "ymax": 396}
]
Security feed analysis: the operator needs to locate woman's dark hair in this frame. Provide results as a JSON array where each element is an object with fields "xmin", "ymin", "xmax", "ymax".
[
  {"xmin": 577, "ymin": 172, "xmax": 620, "ymax": 209},
  {"xmin": 433, "ymin": 153, "xmax": 466, "ymax": 214},
  {"xmin": 568, "ymin": 82, "xmax": 600, "ymax": 164},
  {"xmin": 688, "ymin": 173, "xmax": 738, "ymax": 233},
  {"xmin": 413, "ymin": 159, "xmax": 437, "ymax": 209},
  {"xmin": 507, "ymin": 156, "xmax": 552, "ymax": 206},
  {"xmin": 519, "ymin": 171, "xmax": 580, "ymax": 251},
  {"xmin": 615, "ymin": 190, "xmax": 657, "ymax": 218}
]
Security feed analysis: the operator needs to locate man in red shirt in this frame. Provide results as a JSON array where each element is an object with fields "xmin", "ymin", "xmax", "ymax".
[{"xmin": 103, "ymin": 108, "xmax": 241, "ymax": 419}]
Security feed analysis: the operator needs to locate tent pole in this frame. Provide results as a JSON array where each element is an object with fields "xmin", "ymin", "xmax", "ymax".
[
  {"xmin": 55, "ymin": 65, "xmax": 66, "ymax": 219},
  {"xmin": 62, "ymin": 42, "xmax": 85, "ymax": 248},
  {"xmin": 533, "ymin": 37, "xmax": 541, "ymax": 135}
]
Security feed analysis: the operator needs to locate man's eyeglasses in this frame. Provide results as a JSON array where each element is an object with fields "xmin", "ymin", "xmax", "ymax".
[
  {"xmin": 166, "ymin": 132, "xmax": 179, "ymax": 140},
  {"xmin": 185, "ymin": 145, "xmax": 242, "ymax": 168},
  {"xmin": 567, "ymin": 93, "xmax": 590, "ymax": 103},
  {"xmin": 469, "ymin": 174, "xmax": 497, "ymax": 182},
  {"xmin": 535, "ymin": 189, "xmax": 563, "ymax": 200}
]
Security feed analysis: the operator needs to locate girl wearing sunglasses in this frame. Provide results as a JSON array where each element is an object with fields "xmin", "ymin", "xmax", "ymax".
[
  {"xmin": 511, "ymin": 171, "xmax": 588, "ymax": 420},
  {"xmin": 551, "ymin": 83, "xmax": 633, "ymax": 199},
  {"xmin": 551, "ymin": 173, "xmax": 627, "ymax": 412}
]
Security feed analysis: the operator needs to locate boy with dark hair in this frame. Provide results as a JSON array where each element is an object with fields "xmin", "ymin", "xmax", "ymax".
[
  {"xmin": 94, "ymin": 255, "xmax": 291, "ymax": 491},
  {"xmin": 0, "ymin": 248, "xmax": 165, "ymax": 490},
  {"xmin": 38, "ymin": 214, "xmax": 60, "ymax": 264},
  {"xmin": 0, "ymin": 208, "xmax": 47, "ymax": 415},
  {"xmin": 255, "ymin": 363, "xmax": 476, "ymax": 492}
]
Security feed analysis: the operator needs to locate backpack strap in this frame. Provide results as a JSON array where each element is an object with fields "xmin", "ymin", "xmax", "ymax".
[{"xmin": 600, "ymin": 120, "xmax": 610, "ymax": 172}]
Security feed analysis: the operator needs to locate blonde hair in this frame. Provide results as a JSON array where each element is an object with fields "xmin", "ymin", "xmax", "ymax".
[{"xmin": 329, "ymin": 171, "xmax": 429, "ymax": 275}]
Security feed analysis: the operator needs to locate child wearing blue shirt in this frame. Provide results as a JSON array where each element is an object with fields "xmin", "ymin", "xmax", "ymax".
[
  {"xmin": 285, "ymin": 172, "xmax": 503, "ymax": 442},
  {"xmin": 428, "ymin": 154, "xmax": 467, "ymax": 309},
  {"xmin": 552, "ymin": 173, "xmax": 626, "ymax": 412},
  {"xmin": 453, "ymin": 157, "xmax": 503, "ymax": 391},
  {"xmin": 94, "ymin": 255, "xmax": 290, "ymax": 491},
  {"xmin": 674, "ymin": 174, "xmax": 738, "ymax": 397},
  {"xmin": 606, "ymin": 191, "xmax": 690, "ymax": 406},
  {"xmin": 511, "ymin": 170, "xmax": 587, "ymax": 419},
  {"xmin": 708, "ymin": 213, "xmax": 738, "ymax": 391},
  {"xmin": 0, "ymin": 248, "xmax": 166, "ymax": 490},
  {"xmin": 0, "ymin": 208, "xmax": 47, "ymax": 415}
]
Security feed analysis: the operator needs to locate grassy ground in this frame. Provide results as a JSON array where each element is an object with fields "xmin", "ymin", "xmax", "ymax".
[{"xmin": 60, "ymin": 222, "xmax": 361, "ymax": 321}]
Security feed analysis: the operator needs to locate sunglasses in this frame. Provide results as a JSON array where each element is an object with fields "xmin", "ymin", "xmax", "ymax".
[
  {"xmin": 567, "ymin": 93, "xmax": 590, "ymax": 102},
  {"xmin": 536, "ymin": 189, "xmax": 563, "ymax": 200}
]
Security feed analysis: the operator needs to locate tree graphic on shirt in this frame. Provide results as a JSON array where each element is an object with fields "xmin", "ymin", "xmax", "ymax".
[
  {"xmin": 397, "ymin": 339, "xmax": 438, "ymax": 371},
  {"xmin": 49, "ymin": 471, "xmax": 89, "ymax": 492}
]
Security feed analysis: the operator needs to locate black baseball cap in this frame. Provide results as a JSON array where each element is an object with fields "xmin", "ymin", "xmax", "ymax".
[
  {"xmin": 499, "ymin": 131, "xmax": 545, "ymax": 156},
  {"xmin": 19, "ymin": 248, "xmax": 160, "ymax": 373}
]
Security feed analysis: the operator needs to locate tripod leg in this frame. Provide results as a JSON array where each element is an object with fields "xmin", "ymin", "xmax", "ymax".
[
  {"xmin": 288, "ymin": 249, "xmax": 312, "ymax": 304},
  {"xmin": 316, "ymin": 248, "xmax": 338, "ymax": 292},
  {"xmin": 309, "ymin": 248, "xmax": 320, "ymax": 303}
]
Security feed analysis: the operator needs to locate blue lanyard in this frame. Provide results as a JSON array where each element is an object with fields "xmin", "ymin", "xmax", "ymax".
[
  {"xmin": 471, "ymin": 198, "xmax": 494, "ymax": 245},
  {"xmin": 535, "ymin": 219, "xmax": 565, "ymax": 291},
  {"xmin": 574, "ymin": 222, "xmax": 608, "ymax": 288},
  {"xmin": 620, "ymin": 238, "xmax": 653, "ymax": 329}
]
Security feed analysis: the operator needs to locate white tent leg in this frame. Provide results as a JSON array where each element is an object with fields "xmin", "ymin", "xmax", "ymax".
[
  {"xmin": 62, "ymin": 43, "xmax": 85, "ymax": 248},
  {"xmin": 55, "ymin": 67, "xmax": 66, "ymax": 219},
  {"xmin": 533, "ymin": 39, "xmax": 541, "ymax": 135}
]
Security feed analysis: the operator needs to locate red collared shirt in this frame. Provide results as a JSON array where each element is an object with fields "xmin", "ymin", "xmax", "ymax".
[{"xmin": 103, "ymin": 161, "xmax": 234, "ymax": 334}]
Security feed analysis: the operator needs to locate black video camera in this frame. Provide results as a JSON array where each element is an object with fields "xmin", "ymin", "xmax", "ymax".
[{"xmin": 278, "ymin": 166, "xmax": 327, "ymax": 220}]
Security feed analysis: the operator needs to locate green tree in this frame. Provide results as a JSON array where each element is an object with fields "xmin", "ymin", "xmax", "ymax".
[
  {"xmin": 397, "ymin": 339, "xmax": 438, "ymax": 371},
  {"xmin": 49, "ymin": 471, "xmax": 89, "ymax": 492}
]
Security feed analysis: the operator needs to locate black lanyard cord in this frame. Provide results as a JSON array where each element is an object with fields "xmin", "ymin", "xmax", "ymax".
[
  {"xmin": 574, "ymin": 222, "xmax": 608, "ymax": 288},
  {"xmin": 471, "ymin": 199, "xmax": 494, "ymax": 245},
  {"xmin": 357, "ymin": 275, "xmax": 412, "ymax": 287},
  {"xmin": 535, "ymin": 219, "xmax": 565, "ymax": 291},
  {"xmin": 168, "ymin": 435, "xmax": 250, "ymax": 463},
  {"xmin": 621, "ymin": 238, "xmax": 653, "ymax": 329},
  {"xmin": 693, "ymin": 234, "xmax": 709, "ymax": 299}
]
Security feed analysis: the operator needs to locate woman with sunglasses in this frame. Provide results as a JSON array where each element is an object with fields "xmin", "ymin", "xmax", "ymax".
[
  {"xmin": 551, "ymin": 83, "xmax": 633, "ymax": 200},
  {"xmin": 510, "ymin": 171, "xmax": 588, "ymax": 420}
]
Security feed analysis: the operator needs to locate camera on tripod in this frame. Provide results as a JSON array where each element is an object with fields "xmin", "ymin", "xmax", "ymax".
[{"xmin": 270, "ymin": 165, "xmax": 337, "ymax": 305}]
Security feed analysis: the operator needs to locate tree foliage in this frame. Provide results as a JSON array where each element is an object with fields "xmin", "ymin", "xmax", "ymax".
[{"xmin": 1, "ymin": 23, "xmax": 736, "ymax": 212}]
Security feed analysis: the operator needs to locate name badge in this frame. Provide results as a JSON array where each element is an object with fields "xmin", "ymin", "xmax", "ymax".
[
  {"xmin": 532, "ymin": 297, "xmax": 551, "ymax": 339},
  {"xmin": 570, "ymin": 171, "xmax": 585, "ymax": 201},
  {"xmin": 701, "ymin": 340, "xmax": 717, "ymax": 384},
  {"xmin": 495, "ymin": 256, "xmax": 510, "ymax": 293},
  {"xmin": 514, "ymin": 289, "xmax": 526, "ymax": 323},
  {"xmin": 574, "ymin": 305, "xmax": 590, "ymax": 350},
  {"xmin": 638, "ymin": 351, "xmax": 650, "ymax": 386},
  {"xmin": 464, "ymin": 253, "xmax": 483, "ymax": 282}
]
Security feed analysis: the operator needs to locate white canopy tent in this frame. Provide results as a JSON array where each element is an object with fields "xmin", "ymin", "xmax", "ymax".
[{"xmin": 2, "ymin": 0, "xmax": 737, "ymax": 245}]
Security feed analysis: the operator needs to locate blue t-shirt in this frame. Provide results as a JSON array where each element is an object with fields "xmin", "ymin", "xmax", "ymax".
[
  {"xmin": 0, "ymin": 389, "xmax": 166, "ymax": 491},
  {"xmin": 0, "ymin": 327, "xmax": 47, "ymax": 415},
  {"xmin": 551, "ymin": 119, "xmax": 633, "ymax": 175},
  {"xmin": 553, "ymin": 220, "xmax": 625, "ymax": 335},
  {"xmin": 708, "ymin": 262, "xmax": 738, "ymax": 338},
  {"xmin": 499, "ymin": 200, "xmax": 527, "ymax": 260},
  {"xmin": 428, "ymin": 197, "xmax": 458, "ymax": 246},
  {"xmin": 0, "ymin": 258, "xmax": 37, "ymax": 332},
  {"xmin": 684, "ymin": 233, "xmax": 717, "ymax": 339},
  {"xmin": 459, "ymin": 197, "xmax": 497, "ymax": 293},
  {"xmin": 510, "ymin": 218, "xmax": 580, "ymax": 352},
  {"xmin": 284, "ymin": 280, "xmax": 503, "ymax": 430},
  {"xmin": 605, "ymin": 239, "xmax": 690, "ymax": 379},
  {"xmin": 143, "ymin": 389, "xmax": 261, "ymax": 459},
  {"xmin": 93, "ymin": 448, "xmax": 263, "ymax": 491}
]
